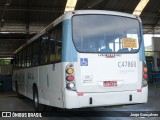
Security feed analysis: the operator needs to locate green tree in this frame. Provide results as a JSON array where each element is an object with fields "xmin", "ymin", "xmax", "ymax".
[
  {"xmin": 145, "ymin": 51, "xmax": 152, "ymax": 56},
  {"xmin": 0, "ymin": 59, "xmax": 11, "ymax": 64}
]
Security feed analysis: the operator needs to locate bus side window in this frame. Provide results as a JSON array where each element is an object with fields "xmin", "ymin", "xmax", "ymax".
[
  {"xmin": 40, "ymin": 34, "xmax": 49, "ymax": 64},
  {"xmin": 56, "ymin": 32, "xmax": 62, "ymax": 61},
  {"xmin": 56, "ymin": 42, "xmax": 61, "ymax": 61},
  {"xmin": 49, "ymin": 30, "xmax": 56, "ymax": 62},
  {"xmin": 49, "ymin": 23, "xmax": 62, "ymax": 63},
  {"xmin": 21, "ymin": 50, "xmax": 25, "ymax": 68},
  {"xmin": 55, "ymin": 24, "xmax": 62, "ymax": 62},
  {"xmin": 16, "ymin": 53, "xmax": 19, "ymax": 69},
  {"xmin": 27, "ymin": 45, "xmax": 32, "ymax": 67},
  {"xmin": 32, "ymin": 40, "xmax": 40, "ymax": 66},
  {"xmin": 19, "ymin": 51, "xmax": 22, "ymax": 68}
]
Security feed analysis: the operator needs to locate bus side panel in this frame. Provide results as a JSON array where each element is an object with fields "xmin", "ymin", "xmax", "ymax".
[
  {"xmin": 15, "ymin": 69, "xmax": 26, "ymax": 96},
  {"xmin": 13, "ymin": 64, "xmax": 64, "ymax": 108},
  {"xmin": 25, "ymin": 67, "xmax": 39, "ymax": 99},
  {"xmin": 38, "ymin": 63, "xmax": 64, "ymax": 108}
]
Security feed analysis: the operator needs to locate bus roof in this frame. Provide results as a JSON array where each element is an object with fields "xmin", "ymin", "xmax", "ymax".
[{"xmin": 64, "ymin": 10, "xmax": 139, "ymax": 20}]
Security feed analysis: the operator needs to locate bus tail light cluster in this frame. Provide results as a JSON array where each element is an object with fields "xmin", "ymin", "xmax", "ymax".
[
  {"xmin": 142, "ymin": 62, "xmax": 148, "ymax": 87},
  {"xmin": 66, "ymin": 63, "xmax": 76, "ymax": 90}
]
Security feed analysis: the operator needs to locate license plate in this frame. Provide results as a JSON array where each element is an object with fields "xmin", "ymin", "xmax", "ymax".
[{"xmin": 103, "ymin": 81, "xmax": 117, "ymax": 87}]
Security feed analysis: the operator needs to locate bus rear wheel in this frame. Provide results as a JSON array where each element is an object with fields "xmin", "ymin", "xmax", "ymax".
[{"xmin": 33, "ymin": 86, "xmax": 45, "ymax": 111}]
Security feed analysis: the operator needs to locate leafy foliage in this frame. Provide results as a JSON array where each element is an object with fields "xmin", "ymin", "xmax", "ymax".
[
  {"xmin": 0, "ymin": 59, "xmax": 11, "ymax": 64},
  {"xmin": 145, "ymin": 51, "xmax": 152, "ymax": 56}
]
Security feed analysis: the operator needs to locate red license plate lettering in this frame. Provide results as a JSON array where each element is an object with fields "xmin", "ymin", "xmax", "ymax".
[{"xmin": 103, "ymin": 81, "xmax": 117, "ymax": 87}]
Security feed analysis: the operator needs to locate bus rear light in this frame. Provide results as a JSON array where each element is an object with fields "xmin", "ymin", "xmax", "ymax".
[
  {"xmin": 66, "ymin": 68, "xmax": 74, "ymax": 74},
  {"xmin": 142, "ymin": 79, "xmax": 148, "ymax": 87},
  {"xmin": 66, "ymin": 75, "xmax": 74, "ymax": 81},
  {"xmin": 66, "ymin": 63, "xmax": 76, "ymax": 90},
  {"xmin": 67, "ymin": 82, "xmax": 75, "ymax": 89},
  {"xmin": 142, "ymin": 62, "xmax": 148, "ymax": 87},
  {"xmin": 143, "ymin": 67, "xmax": 147, "ymax": 73},
  {"xmin": 143, "ymin": 74, "xmax": 148, "ymax": 79}
]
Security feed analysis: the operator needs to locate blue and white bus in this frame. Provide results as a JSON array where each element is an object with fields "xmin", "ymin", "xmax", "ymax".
[{"xmin": 12, "ymin": 10, "xmax": 148, "ymax": 110}]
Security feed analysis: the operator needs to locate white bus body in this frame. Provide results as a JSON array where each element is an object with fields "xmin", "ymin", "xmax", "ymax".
[{"xmin": 12, "ymin": 10, "xmax": 148, "ymax": 109}]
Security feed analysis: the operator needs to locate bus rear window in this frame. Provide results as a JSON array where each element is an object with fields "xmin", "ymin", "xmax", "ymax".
[{"xmin": 72, "ymin": 15, "xmax": 141, "ymax": 53}]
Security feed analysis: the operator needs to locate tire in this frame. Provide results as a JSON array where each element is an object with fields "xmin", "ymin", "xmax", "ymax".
[{"xmin": 33, "ymin": 86, "xmax": 45, "ymax": 111}]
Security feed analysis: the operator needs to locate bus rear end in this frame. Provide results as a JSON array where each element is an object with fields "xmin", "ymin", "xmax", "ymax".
[{"xmin": 62, "ymin": 11, "xmax": 148, "ymax": 109}]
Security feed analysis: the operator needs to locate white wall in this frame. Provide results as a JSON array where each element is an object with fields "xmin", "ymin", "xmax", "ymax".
[{"xmin": 152, "ymin": 37, "xmax": 160, "ymax": 70}]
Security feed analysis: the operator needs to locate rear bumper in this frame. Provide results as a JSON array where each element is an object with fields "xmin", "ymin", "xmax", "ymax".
[{"xmin": 64, "ymin": 86, "xmax": 148, "ymax": 109}]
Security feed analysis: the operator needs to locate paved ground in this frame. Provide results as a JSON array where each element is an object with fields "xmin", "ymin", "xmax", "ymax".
[{"xmin": 0, "ymin": 84, "xmax": 160, "ymax": 120}]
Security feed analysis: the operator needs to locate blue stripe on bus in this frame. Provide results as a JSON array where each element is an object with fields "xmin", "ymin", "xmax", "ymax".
[
  {"xmin": 139, "ymin": 23, "xmax": 145, "ymax": 61},
  {"xmin": 62, "ymin": 19, "xmax": 78, "ymax": 62}
]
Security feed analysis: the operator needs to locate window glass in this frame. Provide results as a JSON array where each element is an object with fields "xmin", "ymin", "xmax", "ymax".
[
  {"xmin": 19, "ymin": 52, "xmax": 22, "ymax": 68},
  {"xmin": 32, "ymin": 40, "xmax": 40, "ymax": 66},
  {"xmin": 40, "ymin": 34, "xmax": 49, "ymax": 64},
  {"xmin": 56, "ymin": 28, "xmax": 62, "ymax": 62},
  {"xmin": 72, "ymin": 15, "xmax": 141, "ymax": 53},
  {"xmin": 15, "ymin": 54, "xmax": 18, "ymax": 69},
  {"xmin": 49, "ymin": 23, "xmax": 62, "ymax": 62},
  {"xmin": 14, "ymin": 22, "xmax": 62, "ymax": 69},
  {"xmin": 49, "ymin": 30, "xmax": 56, "ymax": 62},
  {"xmin": 27, "ymin": 45, "xmax": 32, "ymax": 67},
  {"xmin": 22, "ymin": 49, "xmax": 26, "ymax": 68},
  {"xmin": 15, "ymin": 53, "xmax": 19, "ymax": 69}
]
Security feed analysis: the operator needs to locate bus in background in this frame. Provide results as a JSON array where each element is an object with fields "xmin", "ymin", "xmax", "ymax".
[{"xmin": 12, "ymin": 10, "xmax": 148, "ymax": 110}]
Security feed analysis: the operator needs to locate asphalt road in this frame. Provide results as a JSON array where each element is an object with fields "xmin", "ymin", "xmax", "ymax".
[{"xmin": 0, "ymin": 84, "xmax": 160, "ymax": 120}]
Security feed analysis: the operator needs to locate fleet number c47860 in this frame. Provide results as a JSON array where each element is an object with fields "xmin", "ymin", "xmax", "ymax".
[{"xmin": 118, "ymin": 61, "xmax": 136, "ymax": 68}]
